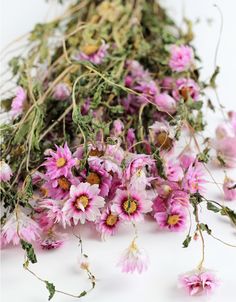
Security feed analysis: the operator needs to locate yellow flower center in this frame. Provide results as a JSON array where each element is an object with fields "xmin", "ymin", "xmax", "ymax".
[
  {"xmin": 86, "ymin": 172, "xmax": 101, "ymax": 185},
  {"xmin": 57, "ymin": 177, "xmax": 71, "ymax": 191},
  {"xmin": 156, "ymin": 132, "xmax": 173, "ymax": 150},
  {"xmin": 89, "ymin": 148, "xmax": 104, "ymax": 157},
  {"xmin": 56, "ymin": 157, "xmax": 67, "ymax": 168},
  {"xmin": 40, "ymin": 187, "xmax": 48, "ymax": 197},
  {"xmin": 75, "ymin": 195, "xmax": 89, "ymax": 210},
  {"xmin": 123, "ymin": 199, "xmax": 138, "ymax": 214},
  {"xmin": 106, "ymin": 214, "xmax": 118, "ymax": 226},
  {"xmin": 81, "ymin": 44, "xmax": 99, "ymax": 55},
  {"xmin": 167, "ymin": 214, "xmax": 180, "ymax": 226}
]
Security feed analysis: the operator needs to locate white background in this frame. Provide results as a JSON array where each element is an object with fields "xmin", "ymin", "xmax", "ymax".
[{"xmin": 1, "ymin": 1, "xmax": 236, "ymax": 302}]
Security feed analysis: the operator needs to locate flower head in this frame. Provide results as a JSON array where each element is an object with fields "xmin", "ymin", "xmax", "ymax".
[
  {"xmin": 10, "ymin": 86, "xmax": 27, "ymax": 119},
  {"xmin": 52, "ymin": 83, "xmax": 71, "ymax": 100},
  {"xmin": 154, "ymin": 206, "xmax": 187, "ymax": 231},
  {"xmin": 40, "ymin": 231, "xmax": 64, "ymax": 250},
  {"xmin": 179, "ymin": 270, "xmax": 219, "ymax": 296},
  {"xmin": 0, "ymin": 161, "xmax": 13, "ymax": 182},
  {"xmin": 63, "ymin": 183, "xmax": 105, "ymax": 225},
  {"xmin": 182, "ymin": 161, "xmax": 206, "ymax": 194},
  {"xmin": 118, "ymin": 240, "xmax": 148, "ymax": 274},
  {"xmin": 1, "ymin": 209, "xmax": 40, "ymax": 246},
  {"xmin": 76, "ymin": 41, "xmax": 109, "ymax": 64},
  {"xmin": 173, "ymin": 78, "xmax": 200, "ymax": 101},
  {"xmin": 169, "ymin": 45, "xmax": 194, "ymax": 72},
  {"xmin": 223, "ymin": 176, "xmax": 236, "ymax": 201},
  {"xmin": 154, "ymin": 93, "xmax": 177, "ymax": 114},
  {"xmin": 43, "ymin": 143, "xmax": 76, "ymax": 179},
  {"xmin": 96, "ymin": 207, "xmax": 120, "ymax": 239},
  {"xmin": 112, "ymin": 189, "xmax": 152, "ymax": 222}
]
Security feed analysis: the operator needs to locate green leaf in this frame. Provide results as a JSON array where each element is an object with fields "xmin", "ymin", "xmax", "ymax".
[
  {"xmin": 221, "ymin": 207, "xmax": 236, "ymax": 226},
  {"xmin": 78, "ymin": 290, "xmax": 87, "ymax": 298},
  {"xmin": 199, "ymin": 223, "xmax": 212, "ymax": 235},
  {"xmin": 209, "ymin": 66, "xmax": 220, "ymax": 88},
  {"xmin": 20, "ymin": 240, "xmax": 37, "ymax": 264},
  {"xmin": 152, "ymin": 150, "xmax": 167, "ymax": 179},
  {"xmin": 197, "ymin": 147, "xmax": 210, "ymax": 163},
  {"xmin": 207, "ymin": 202, "xmax": 221, "ymax": 213},
  {"xmin": 182, "ymin": 234, "xmax": 192, "ymax": 248},
  {"xmin": 45, "ymin": 281, "xmax": 56, "ymax": 301}
]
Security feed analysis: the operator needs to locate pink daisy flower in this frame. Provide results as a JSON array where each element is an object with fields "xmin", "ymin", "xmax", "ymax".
[
  {"xmin": 96, "ymin": 207, "xmax": 120, "ymax": 239},
  {"xmin": 0, "ymin": 161, "xmax": 13, "ymax": 182},
  {"xmin": 62, "ymin": 183, "xmax": 105, "ymax": 225},
  {"xmin": 169, "ymin": 45, "xmax": 194, "ymax": 72},
  {"xmin": 179, "ymin": 270, "xmax": 219, "ymax": 296},
  {"xmin": 10, "ymin": 86, "xmax": 27, "ymax": 119},
  {"xmin": 154, "ymin": 206, "xmax": 187, "ymax": 232},
  {"xmin": 172, "ymin": 78, "xmax": 200, "ymax": 101},
  {"xmin": 182, "ymin": 161, "xmax": 206, "ymax": 194},
  {"xmin": 223, "ymin": 176, "xmax": 236, "ymax": 201},
  {"xmin": 38, "ymin": 199, "xmax": 67, "ymax": 229},
  {"xmin": 112, "ymin": 189, "xmax": 152, "ymax": 222},
  {"xmin": 84, "ymin": 160, "xmax": 112, "ymax": 197},
  {"xmin": 118, "ymin": 240, "xmax": 149, "ymax": 274},
  {"xmin": 42, "ymin": 174, "xmax": 80, "ymax": 200},
  {"xmin": 212, "ymin": 137, "xmax": 236, "ymax": 168},
  {"xmin": 76, "ymin": 41, "xmax": 109, "ymax": 64},
  {"xmin": 1, "ymin": 209, "xmax": 40, "ymax": 246},
  {"xmin": 40, "ymin": 231, "xmax": 64, "ymax": 250},
  {"xmin": 43, "ymin": 143, "xmax": 76, "ymax": 180},
  {"xmin": 52, "ymin": 83, "xmax": 71, "ymax": 100}
]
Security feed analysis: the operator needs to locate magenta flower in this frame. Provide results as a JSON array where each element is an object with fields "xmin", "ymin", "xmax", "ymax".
[
  {"xmin": 96, "ymin": 207, "xmax": 120, "ymax": 239},
  {"xmin": 43, "ymin": 143, "xmax": 76, "ymax": 179},
  {"xmin": 111, "ymin": 119, "xmax": 124, "ymax": 136},
  {"xmin": 169, "ymin": 45, "xmax": 194, "ymax": 72},
  {"xmin": 172, "ymin": 78, "xmax": 200, "ymax": 101},
  {"xmin": 154, "ymin": 93, "xmax": 177, "ymax": 114},
  {"xmin": 154, "ymin": 206, "xmax": 187, "ymax": 231},
  {"xmin": 223, "ymin": 176, "xmax": 236, "ymax": 201},
  {"xmin": 179, "ymin": 270, "xmax": 219, "ymax": 296},
  {"xmin": 1, "ymin": 209, "xmax": 40, "ymax": 246},
  {"xmin": 76, "ymin": 41, "xmax": 109, "ymax": 64},
  {"xmin": 0, "ymin": 161, "xmax": 13, "ymax": 182},
  {"xmin": 40, "ymin": 232, "xmax": 64, "ymax": 250},
  {"xmin": 10, "ymin": 86, "xmax": 27, "ymax": 119},
  {"xmin": 112, "ymin": 189, "xmax": 152, "ymax": 222},
  {"xmin": 52, "ymin": 83, "xmax": 71, "ymax": 100},
  {"xmin": 118, "ymin": 240, "xmax": 149, "ymax": 274},
  {"xmin": 62, "ymin": 183, "xmax": 105, "ymax": 225},
  {"xmin": 168, "ymin": 190, "xmax": 189, "ymax": 208}
]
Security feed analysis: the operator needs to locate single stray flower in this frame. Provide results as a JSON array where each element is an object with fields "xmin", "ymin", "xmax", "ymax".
[
  {"xmin": 179, "ymin": 270, "xmax": 219, "ymax": 296},
  {"xmin": 169, "ymin": 45, "xmax": 194, "ymax": 72},
  {"xmin": 117, "ymin": 240, "xmax": 148, "ymax": 274},
  {"xmin": 223, "ymin": 176, "xmax": 236, "ymax": 201}
]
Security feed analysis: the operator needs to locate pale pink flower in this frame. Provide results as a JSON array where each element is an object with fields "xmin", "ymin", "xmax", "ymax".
[
  {"xmin": 179, "ymin": 270, "xmax": 219, "ymax": 296},
  {"xmin": 165, "ymin": 159, "xmax": 184, "ymax": 182},
  {"xmin": 223, "ymin": 177, "xmax": 236, "ymax": 201},
  {"xmin": 0, "ymin": 161, "xmax": 13, "ymax": 182},
  {"xmin": 215, "ymin": 123, "xmax": 235, "ymax": 139},
  {"xmin": 124, "ymin": 154, "xmax": 155, "ymax": 181},
  {"xmin": 1, "ymin": 209, "xmax": 40, "ymax": 246},
  {"xmin": 179, "ymin": 153, "xmax": 195, "ymax": 170},
  {"xmin": 169, "ymin": 45, "xmax": 194, "ymax": 72},
  {"xmin": 182, "ymin": 161, "xmax": 206, "ymax": 194},
  {"xmin": 118, "ymin": 240, "xmax": 149, "ymax": 274},
  {"xmin": 154, "ymin": 206, "xmax": 187, "ymax": 231},
  {"xmin": 10, "ymin": 86, "xmax": 27, "ymax": 118},
  {"xmin": 43, "ymin": 143, "xmax": 76, "ymax": 179},
  {"xmin": 154, "ymin": 93, "xmax": 177, "ymax": 114},
  {"xmin": 111, "ymin": 119, "xmax": 124, "ymax": 136},
  {"xmin": 161, "ymin": 77, "xmax": 175, "ymax": 92},
  {"xmin": 125, "ymin": 60, "xmax": 150, "ymax": 80},
  {"xmin": 126, "ymin": 128, "xmax": 136, "ymax": 150},
  {"xmin": 96, "ymin": 207, "xmax": 120, "ymax": 239},
  {"xmin": 172, "ymin": 78, "xmax": 200, "ymax": 101},
  {"xmin": 212, "ymin": 137, "xmax": 236, "ymax": 167},
  {"xmin": 112, "ymin": 189, "xmax": 152, "ymax": 221},
  {"xmin": 52, "ymin": 83, "xmax": 71, "ymax": 100},
  {"xmin": 168, "ymin": 190, "xmax": 189, "ymax": 208},
  {"xmin": 62, "ymin": 183, "xmax": 105, "ymax": 225},
  {"xmin": 76, "ymin": 41, "xmax": 109, "ymax": 64},
  {"xmin": 38, "ymin": 199, "xmax": 67, "ymax": 228},
  {"xmin": 134, "ymin": 80, "xmax": 159, "ymax": 103}
]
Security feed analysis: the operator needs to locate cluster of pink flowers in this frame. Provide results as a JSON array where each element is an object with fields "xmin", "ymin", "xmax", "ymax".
[{"xmin": 122, "ymin": 46, "xmax": 199, "ymax": 115}]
